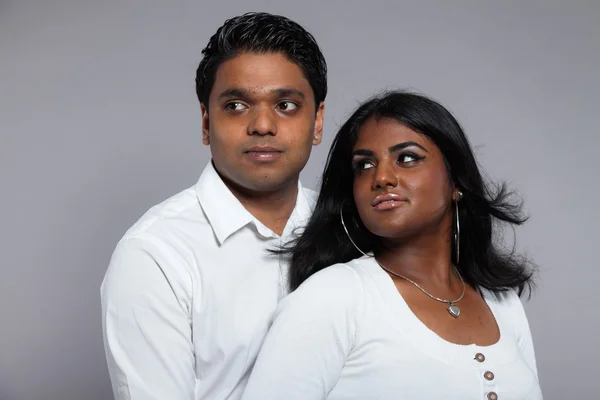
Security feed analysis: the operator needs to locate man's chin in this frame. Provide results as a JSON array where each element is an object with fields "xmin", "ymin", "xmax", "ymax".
[
  {"xmin": 245, "ymin": 174, "xmax": 297, "ymax": 193},
  {"xmin": 223, "ymin": 171, "xmax": 299, "ymax": 196}
]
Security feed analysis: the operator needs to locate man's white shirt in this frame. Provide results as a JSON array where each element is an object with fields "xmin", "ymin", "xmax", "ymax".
[{"xmin": 101, "ymin": 161, "xmax": 316, "ymax": 399}]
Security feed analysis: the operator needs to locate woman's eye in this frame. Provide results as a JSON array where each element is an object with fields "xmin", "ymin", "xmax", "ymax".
[
  {"xmin": 355, "ymin": 160, "xmax": 375, "ymax": 171},
  {"xmin": 225, "ymin": 102, "xmax": 247, "ymax": 111},
  {"xmin": 277, "ymin": 101, "xmax": 298, "ymax": 111},
  {"xmin": 398, "ymin": 153, "xmax": 422, "ymax": 164}
]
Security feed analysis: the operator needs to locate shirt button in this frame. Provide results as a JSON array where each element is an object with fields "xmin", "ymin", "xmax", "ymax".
[
  {"xmin": 487, "ymin": 392, "xmax": 498, "ymax": 400},
  {"xmin": 474, "ymin": 353, "xmax": 485, "ymax": 362},
  {"xmin": 484, "ymin": 371, "xmax": 495, "ymax": 381}
]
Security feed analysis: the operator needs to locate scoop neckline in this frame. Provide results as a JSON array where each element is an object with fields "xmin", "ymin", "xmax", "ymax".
[{"xmin": 354, "ymin": 255, "xmax": 517, "ymax": 366}]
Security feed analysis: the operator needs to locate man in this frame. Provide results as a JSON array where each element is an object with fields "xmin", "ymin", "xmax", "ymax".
[{"xmin": 101, "ymin": 12, "xmax": 326, "ymax": 399}]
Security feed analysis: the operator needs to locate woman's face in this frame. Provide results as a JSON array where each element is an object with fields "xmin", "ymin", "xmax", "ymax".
[{"xmin": 351, "ymin": 117, "xmax": 455, "ymax": 241}]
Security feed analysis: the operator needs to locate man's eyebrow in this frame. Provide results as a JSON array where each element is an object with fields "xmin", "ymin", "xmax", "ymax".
[
  {"xmin": 273, "ymin": 88, "xmax": 305, "ymax": 99},
  {"xmin": 218, "ymin": 88, "xmax": 249, "ymax": 100},
  {"xmin": 218, "ymin": 87, "xmax": 306, "ymax": 100}
]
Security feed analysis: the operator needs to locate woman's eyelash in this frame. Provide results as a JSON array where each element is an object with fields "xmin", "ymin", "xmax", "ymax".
[
  {"xmin": 353, "ymin": 159, "xmax": 373, "ymax": 171},
  {"xmin": 398, "ymin": 153, "xmax": 424, "ymax": 163},
  {"xmin": 352, "ymin": 153, "xmax": 424, "ymax": 171}
]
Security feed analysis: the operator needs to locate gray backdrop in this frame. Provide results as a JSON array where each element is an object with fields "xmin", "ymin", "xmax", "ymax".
[{"xmin": 1, "ymin": 1, "xmax": 598, "ymax": 399}]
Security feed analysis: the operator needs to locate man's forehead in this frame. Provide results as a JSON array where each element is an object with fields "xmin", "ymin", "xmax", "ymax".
[
  {"xmin": 211, "ymin": 55, "xmax": 313, "ymax": 101},
  {"xmin": 214, "ymin": 53, "xmax": 308, "ymax": 84}
]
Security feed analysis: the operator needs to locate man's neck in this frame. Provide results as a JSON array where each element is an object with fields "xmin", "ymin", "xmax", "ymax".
[{"xmin": 225, "ymin": 180, "xmax": 300, "ymax": 236}]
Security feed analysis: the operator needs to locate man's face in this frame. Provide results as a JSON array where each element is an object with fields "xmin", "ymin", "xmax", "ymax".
[{"xmin": 202, "ymin": 52, "xmax": 324, "ymax": 195}]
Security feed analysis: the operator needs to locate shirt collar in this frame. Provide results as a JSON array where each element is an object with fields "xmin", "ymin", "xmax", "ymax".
[{"xmin": 195, "ymin": 161, "xmax": 314, "ymax": 245}]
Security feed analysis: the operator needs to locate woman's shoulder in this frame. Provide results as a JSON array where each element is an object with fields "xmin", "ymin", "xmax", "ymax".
[
  {"xmin": 482, "ymin": 287, "xmax": 531, "ymax": 328},
  {"xmin": 483, "ymin": 287, "xmax": 523, "ymax": 307},
  {"xmin": 297, "ymin": 261, "xmax": 366, "ymax": 294},
  {"xmin": 280, "ymin": 258, "xmax": 372, "ymax": 315},
  {"xmin": 301, "ymin": 256, "xmax": 376, "ymax": 290}
]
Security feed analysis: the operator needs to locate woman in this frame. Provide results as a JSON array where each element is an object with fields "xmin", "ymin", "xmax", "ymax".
[{"xmin": 242, "ymin": 91, "xmax": 542, "ymax": 399}]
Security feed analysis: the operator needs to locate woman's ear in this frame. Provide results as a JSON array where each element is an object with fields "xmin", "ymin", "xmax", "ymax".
[{"xmin": 453, "ymin": 189, "xmax": 463, "ymax": 202}]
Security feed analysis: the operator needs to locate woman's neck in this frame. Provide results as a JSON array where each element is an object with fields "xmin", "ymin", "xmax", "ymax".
[{"xmin": 375, "ymin": 231, "xmax": 456, "ymax": 288}]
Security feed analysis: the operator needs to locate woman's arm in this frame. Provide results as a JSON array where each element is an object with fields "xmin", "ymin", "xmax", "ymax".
[
  {"xmin": 512, "ymin": 292, "xmax": 539, "ymax": 379},
  {"xmin": 242, "ymin": 264, "xmax": 364, "ymax": 400}
]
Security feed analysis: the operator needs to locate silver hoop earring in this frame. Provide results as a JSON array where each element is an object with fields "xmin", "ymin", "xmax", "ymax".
[
  {"xmin": 454, "ymin": 200, "xmax": 460, "ymax": 265},
  {"xmin": 340, "ymin": 207, "xmax": 372, "ymax": 258}
]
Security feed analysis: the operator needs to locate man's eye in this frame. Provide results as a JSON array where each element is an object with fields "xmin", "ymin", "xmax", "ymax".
[
  {"xmin": 277, "ymin": 102, "xmax": 298, "ymax": 111},
  {"xmin": 225, "ymin": 102, "xmax": 247, "ymax": 111}
]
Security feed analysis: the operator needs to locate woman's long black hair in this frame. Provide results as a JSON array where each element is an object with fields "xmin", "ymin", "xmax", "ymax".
[{"xmin": 281, "ymin": 90, "xmax": 535, "ymax": 295}]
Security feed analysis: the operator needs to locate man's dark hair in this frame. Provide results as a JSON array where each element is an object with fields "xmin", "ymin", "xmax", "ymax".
[{"xmin": 195, "ymin": 12, "xmax": 327, "ymax": 109}]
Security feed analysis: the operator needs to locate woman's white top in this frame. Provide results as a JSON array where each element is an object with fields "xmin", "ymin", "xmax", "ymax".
[{"xmin": 242, "ymin": 256, "xmax": 543, "ymax": 400}]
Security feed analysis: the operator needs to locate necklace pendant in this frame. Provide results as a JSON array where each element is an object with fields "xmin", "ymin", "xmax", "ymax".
[{"xmin": 447, "ymin": 303, "xmax": 461, "ymax": 318}]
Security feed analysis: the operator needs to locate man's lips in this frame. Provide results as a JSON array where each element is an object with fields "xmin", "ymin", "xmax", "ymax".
[
  {"xmin": 244, "ymin": 146, "xmax": 283, "ymax": 161},
  {"xmin": 245, "ymin": 146, "xmax": 282, "ymax": 153}
]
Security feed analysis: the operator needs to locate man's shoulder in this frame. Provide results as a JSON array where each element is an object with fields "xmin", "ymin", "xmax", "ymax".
[{"xmin": 120, "ymin": 185, "xmax": 206, "ymax": 244}]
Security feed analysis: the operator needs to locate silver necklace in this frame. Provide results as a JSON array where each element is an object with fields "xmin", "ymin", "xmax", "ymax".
[
  {"xmin": 375, "ymin": 259, "xmax": 466, "ymax": 318},
  {"xmin": 338, "ymin": 208, "xmax": 466, "ymax": 318}
]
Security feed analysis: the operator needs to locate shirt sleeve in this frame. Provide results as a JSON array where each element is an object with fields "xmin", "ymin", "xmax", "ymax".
[
  {"xmin": 241, "ymin": 264, "xmax": 364, "ymax": 400},
  {"xmin": 101, "ymin": 238, "xmax": 195, "ymax": 400},
  {"xmin": 513, "ymin": 292, "xmax": 539, "ymax": 379}
]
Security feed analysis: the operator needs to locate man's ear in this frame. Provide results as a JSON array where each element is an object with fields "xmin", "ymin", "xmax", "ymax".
[
  {"xmin": 201, "ymin": 103, "xmax": 210, "ymax": 145},
  {"xmin": 312, "ymin": 102, "xmax": 325, "ymax": 145}
]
